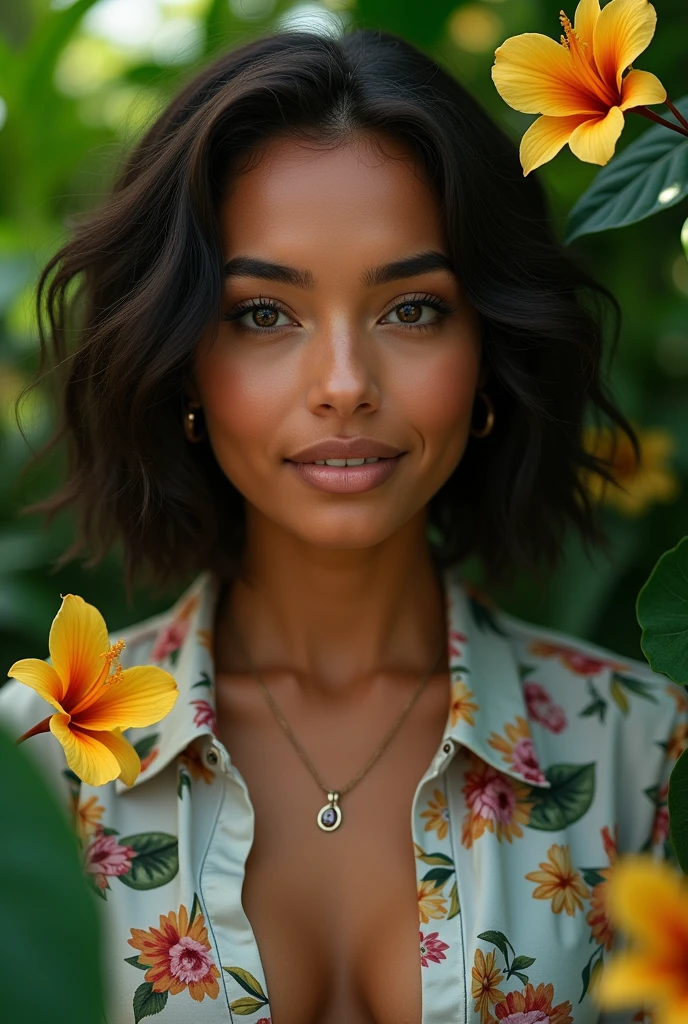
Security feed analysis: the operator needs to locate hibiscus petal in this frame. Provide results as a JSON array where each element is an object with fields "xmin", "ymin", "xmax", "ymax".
[
  {"xmin": 49, "ymin": 595, "xmax": 110, "ymax": 708},
  {"xmin": 95, "ymin": 728, "xmax": 141, "ymax": 787},
  {"xmin": 605, "ymin": 856, "xmax": 688, "ymax": 954},
  {"xmin": 568, "ymin": 105, "xmax": 625, "ymax": 164},
  {"xmin": 594, "ymin": 0, "xmax": 659, "ymax": 95},
  {"xmin": 594, "ymin": 952, "xmax": 682, "ymax": 1006},
  {"xmin": 50, "ymin": 713, "xmax": 122, "ymax": 786},
  {"xmin": 574, "ymin": 0, "xmax": 601, "ymax": 59},
  {"xmin": 492, "ymin": 32, "xmax": 605, "ymax": 117},
  {"xmin": 7, "ymin": 658, "xmax": 65, "ymax": 712},
  {"xmin": 75, "ymin": 666, "xmax": 178, "ymax": 731},
  {"xmin": 619, "ymin": 67, "xmax": 666, "ymax": 110},
  {"xmin": 519, "ymin": 113, "xmax": 592, "ymax": 175}
]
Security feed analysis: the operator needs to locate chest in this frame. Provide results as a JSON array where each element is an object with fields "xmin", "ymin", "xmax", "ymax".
[{"xmin": 216, "ymin": 669, "xmax": 453, "ymax": 1024}]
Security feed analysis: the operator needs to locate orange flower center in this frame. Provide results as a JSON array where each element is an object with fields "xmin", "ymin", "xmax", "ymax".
[{"xmin": 558, "ymin": 8, "xmax": 617, "ymax": 107}]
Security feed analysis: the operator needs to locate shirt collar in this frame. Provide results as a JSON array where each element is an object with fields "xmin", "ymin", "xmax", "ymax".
[{"xmin": 118, "ymin": 566, "xmax": 550, "ymax": 795}]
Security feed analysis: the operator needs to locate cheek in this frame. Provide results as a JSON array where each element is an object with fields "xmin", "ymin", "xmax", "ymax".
[
  {"xmin": 395, "ymin": 342, "xmax": 481, "ymax": 455},
  {"xmin": 196, "ymin": 345, "xmax": 295, "ymax": 454}
]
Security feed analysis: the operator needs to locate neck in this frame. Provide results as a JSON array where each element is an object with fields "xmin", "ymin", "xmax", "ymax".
[{"xmin": 215, "ymin": 507, "xmax": 449, "ymax": 692}]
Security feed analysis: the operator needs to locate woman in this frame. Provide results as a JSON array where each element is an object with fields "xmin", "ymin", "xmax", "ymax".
[{"xmin": 1, "ymin": 27, "xmax": 684, "ymax": 1024}]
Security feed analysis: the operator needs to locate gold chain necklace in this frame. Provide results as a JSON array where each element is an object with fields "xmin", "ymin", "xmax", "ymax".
[{"xmin": 233, "ymin": 626, "xmax": 445, "ymax": 832}]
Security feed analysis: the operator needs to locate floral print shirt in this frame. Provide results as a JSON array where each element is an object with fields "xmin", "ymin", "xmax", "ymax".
[{"xmin": 1, "ymin": 566, "xmax": 686, "ymax": 1024}]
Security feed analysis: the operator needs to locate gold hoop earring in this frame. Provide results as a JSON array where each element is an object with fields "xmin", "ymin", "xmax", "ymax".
[
  {"xmin": 183, "ymin": 401, "xmax": 205, "ymax": 443},
  {"xmin": 470, "ymin": 389, "xmax": 495, "ymax": 439}
]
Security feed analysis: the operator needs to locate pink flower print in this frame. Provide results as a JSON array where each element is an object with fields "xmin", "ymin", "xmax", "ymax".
[
  {"xmin": 191, "ymin": 699, "xmax": 217, "ymax": 736},
  {"xmin": 468, "ymin": 773, "xmax": 517, "ymax": 825},
  {"xmin": 420, "ymin": 930, "xmax": 449, "ymax": 967},
  {"xmin": 510, "ymin": 737, "xmax": 547, "ymax": 784},
  {"xmin": 448, "ymin": 629, "xmax": 467, "ymax": 659},
  {"xmin": 651, "ymin": 782, "xmax": 670, "ymax": 846},
  {"xmin": 84, "ymin": 832, "xmax": 135, "ymax": 890},
  {"xmin": 523, "ymin": 682, "xmax": 567, "ymax": 734},
  {"xmin": 168, "ymin": 936, "xmax": 217, "ymax": 985},
  {"xmin": 152, "ymin": 620, "xmax": 190, "ymax": 662}
]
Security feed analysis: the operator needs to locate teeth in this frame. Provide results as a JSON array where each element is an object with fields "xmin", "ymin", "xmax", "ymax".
[{"xmin": 312, "ymin": 457, "xmax": 383, "ymax": 467}]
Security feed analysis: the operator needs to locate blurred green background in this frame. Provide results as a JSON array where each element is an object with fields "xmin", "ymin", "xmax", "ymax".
[{"xmin": 0, "ymin": 0, "xmax": 686, "ymax": 670}]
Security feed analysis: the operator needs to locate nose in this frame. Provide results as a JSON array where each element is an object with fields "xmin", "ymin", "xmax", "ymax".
[{"xmin": 305, "ymin": 320, "xmax": 381, "ymax": 419}]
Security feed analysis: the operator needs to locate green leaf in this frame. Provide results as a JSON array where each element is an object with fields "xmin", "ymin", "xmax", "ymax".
[
  {"xmin": 189, "ymin": 892, "xmax": 201, "ymax": 926},
  {"xmin": 124, "ymin": 955, "xmax": 148, "ymax": 971},
  {"xmin": 133, "ymin": 981, "xmax": 168, "ymax": 1022},
  {"xmin": 223, "ymin": 967, "xmax": 267, "ymax": 1001},
  {"xmin": 422, "ymin": 867, "xmax": 454, "ymax": 889},
  {"xmin": 668, "ymin": 747, "xmax": 688, "ymax": 874},
  {"xmin": 447, "ymin": 880, "xmax": 460, "ymax": 919},
  {"xmin": 513, "ymin": 971, "xmax": 530, "ymax": 985},
  {"xmin": 581, "ymin": 868, "xmax": 607, "ymax": 888},
  {"xmin": 476, "ymin": 930, "xmax": 514, "ymax": 966},
  {"xmin": 468, "ymin": 599, "xmax": 507, "ymax": 636},
  {"xmin": 229, "ymin": 996, "xmax": 269, "ymax": 1015},
  {"xmin": 637, "ymin": 536, "xmax": 688, "ymax": 684},
  {"xmin": 565, "ymin": 95, "xmax": 688, "ymax": 242},
  {"xmin": 191, "ymin": 673, "xmax": 212, "ymax": 688},
  {"xmin": 510, "ymin": 955, "xmax": 536, "ymax": 971},
  {"xmin": 133, "ymin": 733, "xmax": 160, "ymax": 760},
  {"xmin": 118, "ymin": 833, "xmax": 179, "ymax": 890},
  {"xmin": 527, "ymin": 763, "xmax": 596, "ymax": 831},
  {"xmin": 610, "ymin": 673, "xmax": 659, "ymax": 704},
  {"xmin": 415, "ymin": 850, "xmax": 455, "ymax": 867},
  {"xmin": 178, "ymin": 770, "xmax": 191, "ymax": 799}
]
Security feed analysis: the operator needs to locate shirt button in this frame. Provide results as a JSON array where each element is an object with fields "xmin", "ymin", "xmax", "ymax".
[
  {"xmin": 206, "ymin": 747, "xmax": 219, "ymax": 767},
  {"xmin": 443, "ymin": 743, "xmax": 452, "ymax": 754}
]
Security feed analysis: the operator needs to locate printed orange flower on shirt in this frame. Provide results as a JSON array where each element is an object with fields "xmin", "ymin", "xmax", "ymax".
[
  {"xmin": 10, "ymin": 595, "xmax": 178, "ymax": 787},
  {"xmin": 461, "ymin": 756, "xmax": 534, "ymax": 848},
  {"xmin": 76, "ymin": 794, "xmax": 105, "ymax": 842},
  {"xmin": 491, "ymin": 0, "xmax": 667, "ymax": 175},
  {"xmin": 586, "ymin": 824, "xmax": 619, "ymax": 951},
  {"xmin": 525, "ymin": 843, "xmax": 590, "ymax": 915},
  {"xmin": 420, "ymin": 788, "xmax": 450, "ymax": 841},
  {"xmin": 418, "ymin": 879, "xmax": 449, "ymax": 924},
  {"xmin": 450, "ymin": 678, "xmax": 479, "ymax": 728},
  {"xmin": 490, "ymin": 981, "xmax": 573, "ymax": 1024},
  {"xmin": 127, "ymin": 900, "xmax": 220, "ymax": 1003},
  {"xmin": 472, "ymin": 948, "xmax": 505, "ymax": 1024},
  {"xmin": 529, "ymin": 639, "xmax": 626, "ymax": 677}
]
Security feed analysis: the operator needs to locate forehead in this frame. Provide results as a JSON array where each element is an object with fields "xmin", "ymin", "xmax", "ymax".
[{"xmin": 217, "ymin": 134, "xmax": 446, "ymax": 263}]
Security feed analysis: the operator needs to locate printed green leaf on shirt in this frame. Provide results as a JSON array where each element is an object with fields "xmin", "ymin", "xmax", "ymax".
[
  {"xmin": 118, "ymin": 832, "xmax": 179, "ymax": 890},
  {"xmin": 526, "ymin": 763, "xmax": 596, "ymax": 831},
  {"xmin": 133, "ymin": 981, "xmax": 169, "ymax": 1022}
]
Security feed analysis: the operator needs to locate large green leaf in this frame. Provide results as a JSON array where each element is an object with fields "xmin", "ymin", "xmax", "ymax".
[
  {"xmin": 565, "ymin": 95, "xmax": 688, "ymax": 243},
  {"xmin": 637, "ymin": 536, "xmax": 688, "ymax": 685},
  {"xmin": 118, "ymin": 832, "xmax": 179, "ymax": 890},
  {"xmin": 0, "ymin": 725, "xmax": 103, "ymax": 1022},
  {"xmin": 668, "ymin": 747, "xmax": 688, "ymax": 874},
  {"xmin": 527, "ymin": 763, "xmax": 596, "ymax": 831}
]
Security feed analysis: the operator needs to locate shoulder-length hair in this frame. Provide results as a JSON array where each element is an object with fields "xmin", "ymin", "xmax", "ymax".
[{"xmin": 32, "ymin": 27, "xmax": 636, "ymax": 586}]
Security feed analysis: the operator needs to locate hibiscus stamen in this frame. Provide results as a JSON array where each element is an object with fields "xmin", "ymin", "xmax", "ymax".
[
  {"xmin": 102, "ymin": 639, "xmax": 126, "ymax": 667},
  {"xmin": 558, "ymin": 9, "xmax": 616, "ymax": 107}
]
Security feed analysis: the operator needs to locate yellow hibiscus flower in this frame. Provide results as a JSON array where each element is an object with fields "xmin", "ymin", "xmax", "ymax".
[
  {"xmin": 10, "ymin": 595, "xmax": 178, "ymax": 787},
  {"xmin": 491, "ymin": 0, "xmax": 667, "ymax": 175}
]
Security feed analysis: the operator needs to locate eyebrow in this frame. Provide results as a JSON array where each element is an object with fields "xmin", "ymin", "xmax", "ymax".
[{"xmin": 223, "ymin": 250, "xmax": 456, "ymax": 290}]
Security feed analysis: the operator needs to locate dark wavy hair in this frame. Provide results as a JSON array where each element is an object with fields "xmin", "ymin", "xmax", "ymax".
[{"xmin": 31, "ymin": 27, "xmax": 637, "ymax": 586}]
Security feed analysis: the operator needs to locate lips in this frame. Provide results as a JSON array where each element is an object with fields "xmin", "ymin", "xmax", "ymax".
[
  {"xmin": 287, "ymin": 436, "xmax": 404, "ymax": 463},
  {"xmin": 286, "ymin": 453, "xmax": 405, "ymax": 494}
]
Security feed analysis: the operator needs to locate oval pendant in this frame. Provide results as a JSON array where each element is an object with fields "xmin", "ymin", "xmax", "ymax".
[{"xmin": 317, "ymin": 791, "xmax": 342, "ymax": 831}]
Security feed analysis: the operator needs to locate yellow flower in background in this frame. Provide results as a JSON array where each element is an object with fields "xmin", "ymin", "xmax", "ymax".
[
  {"xmin": 10, "ymin": 595, "xmax": 178, "ymax": 787},
  {"xmin": 582, "ymin": 425, "xmax": 679, "ymax": 516},
  {"xmin": 491, "ymin": 0, "xmax": 666, "ymax": 175},
  {"xmin": 594, "ymin": 855, "xmax": 688, "ymax": 1024}
]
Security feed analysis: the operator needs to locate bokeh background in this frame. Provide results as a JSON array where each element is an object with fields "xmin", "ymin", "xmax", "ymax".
[{"xmin": 0, "ymin": 0, "xmax": 687, "ymax": 670}]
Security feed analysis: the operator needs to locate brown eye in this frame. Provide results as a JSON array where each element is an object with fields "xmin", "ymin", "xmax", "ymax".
[
  {"xmin": 396, "ymin": 302, "xmax": 423, "ymax": 323},
  {"xmin": 252, "ymin": 306, "xmax": 279, "ymax": 327}
]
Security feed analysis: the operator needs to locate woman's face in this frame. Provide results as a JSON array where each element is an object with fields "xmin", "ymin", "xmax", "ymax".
[{"xmin": 193, "ymin": 132, "xmax": 483, "ymax": 552}]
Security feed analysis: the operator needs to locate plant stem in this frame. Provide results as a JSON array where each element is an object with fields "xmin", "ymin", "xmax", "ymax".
[
  {"xmin": 16, "ymin": 715, "xmax": 52, "ymax": 744},
  {"xmin": 629, "ymin": 105, "xmax": 688, "ymax": 138},
  {"xmin": 665, "ymin": 97, "xmax": 688, "ymax": 133}
]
